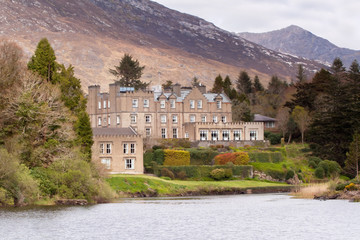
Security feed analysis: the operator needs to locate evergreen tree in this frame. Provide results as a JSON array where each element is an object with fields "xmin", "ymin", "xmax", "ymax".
[
  {"xmin": 253, "ymin": 75, "xmax": 264, "ymax": 92},
  {"xmin": 223, "ymin": 75, "xmax": 232, "ymax": 97},
  {"xmin": 296, "ymin": 64, "xmax": 307, "ymax": 83},
  {"xmin": 331, "ymin": 57, "xmax": 346, "ymax": 73},
  {"xmin": 162, "ymin": 80, "xmax": 173, "ymax": 90},
  {"xmin": 75, "ymin": 110, "xmax": 94, "ymax": 160},
  {"xmin": 191, "ymin": 77, "xmax": 200, "ymax": 87},
  {"xmin": 27, "ymin": 38, "xmax": 57, "ymax": 83},
  {"xmin": 109, "ymin": 54, "xmax": 148, "ymax": 90},
  {"xmin": 211, "ymin": 74, "xmax": 224, "ymax": 93},
  {"xmin": 345, "ymin": 131, "xmax": 360, "ymax": 180},
  {"xmin": 267, "ymin": 75, "xmax": 288, "ymax": 95},
  {"xmin": 236, "ymin": 71, "xmax": 252, "ymax": 95}
]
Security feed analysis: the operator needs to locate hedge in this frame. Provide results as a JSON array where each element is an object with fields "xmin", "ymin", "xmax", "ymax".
[
  {"xmin": 187, "ymin": 148, "xmax": 218, "ymax": 165},
  {"xmin": 163, "ymin": 149, "xmax": 190, "ymax": 166},
  {"xmin": 214, "ymin": 152, "xmax": 250, "ymax": 165},
  {"xmin": 155, "ymin": 165, "xmax": 253, "ymax": 179},
  {"xmin": 249, "ymin": 152, "xmax": 283, "ymax": 163}
]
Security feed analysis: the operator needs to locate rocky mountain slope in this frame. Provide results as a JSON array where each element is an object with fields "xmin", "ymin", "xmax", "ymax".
[
  {"xmin": 0, "ymin": 0, "xmax": 325, "ymax": 90},
  {"xmin": 238, "ymin": 25, "xmax": 360, "ymax": 68}
]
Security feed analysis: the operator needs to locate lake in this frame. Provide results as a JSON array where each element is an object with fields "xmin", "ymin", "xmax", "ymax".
[{"xmin": 1, "ymin": 194, "xmax": 360, "ymax": 240}]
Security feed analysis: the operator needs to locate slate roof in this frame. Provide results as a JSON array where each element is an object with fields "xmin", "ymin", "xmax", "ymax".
[
  {"xmin": 92, "ymin": 127, "xmax": 137, "ymax": 136},
  {"xmin": 254, "ymin": 114, "xmax": 276, "ymax": 122},
  {"xmin": 153, "ymin": 90, "xmax": 230, "ymax": 103}
]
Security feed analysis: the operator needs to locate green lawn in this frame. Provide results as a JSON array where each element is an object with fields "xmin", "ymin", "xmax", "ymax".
[{"xmin": 107, "ymin": 174, "xmax": 289, "ymax": 197}]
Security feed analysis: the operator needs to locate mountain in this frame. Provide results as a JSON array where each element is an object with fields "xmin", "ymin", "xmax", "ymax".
[
  {"xmin": 238, "ymin": 25, "xmax": 360, "ymax": 68},
  {"xmin": 0, "ymin": 1, "xmax": 325, "ymax": 90}
]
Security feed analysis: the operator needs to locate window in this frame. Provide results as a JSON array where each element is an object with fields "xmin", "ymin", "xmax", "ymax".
[
  {"xmin": 222, "ymin": 130, "xmax": 230, "ymax": 141},
  {"xmin": 108, "ymin": 100, "xmax": 110, "ymax": 109},
  {"xmin": 145, "ymin": 115, "xmax": 151, "ymax": 123},
  {"xmin": 190, "ymin": 115, "xmax": 195, "ymax": 123},
  {"xmin": 211, "ymin": 130, "xmax": 218, "ymax": 141},
  {"xmin": 213, "ymin": 116, "xmax": 218, "ymax": 123},
  {"xmin": 233, "ymin": 130, "xmax": 241, "ymax": 141},
  {"xmin": 125, "ymin": 158, "xmax": 134, "ymax": 169},
  {"xmin": 98, "ymin": 101, "xmax": 101, "ymax": 110},
  {"xmin": 130, "ymin": 143, "xmax": 135, "ymax": 154},
  {"xmin": 98, "ymin": 117, "xmax": 102, "ymax": 126},
  {"xmin": 131, "ymin": 115, "xmax": 137, "ymax": 124},
  {"xmin": 170, "ymin": 99, "xmax": 175, "ymax": 109},
  {"xmin": 190, "ymin": 100, "xmax": 195, "ymax": 109},
  {"xmin": 160, "ymin": 100, "xmax": 165, "ymax": 109},
  {"xmin": 173, "ymin": 128, "xmax": 178, "ymax": 138},
  {"xmin": 185, "ymin": 132, "xmax": 189, "ymax": 139},
  {"xmin": 116, "ymin": 115, "xmax": 120, "ymax": 125},
  {"xmin": 200, "ymin": 130, "xmax": 208, "ymax": 141},
  {"xmin": 106, "ymin": 143, "xmax": 112, "ymax": 154},
  {"xmin": 265, "ymin": 122, "xmax": 275, "ymax": 128},
  {"xmin": 161, "ymin": 115, "xmax": 167, "ymax": 123},
  {"xmin": 123, "ymin": 143, "xmax": 128, "ymax": 154},
  {"xmin": 172, "ymin": 115, "xmax": 178, "ymax": 123},
  {"xmin": 216, "ymin": 100, "xmax": 222, "ymax": 109},
  {"xmin": 104, "ymin": 117, "xmax": 107, "ymax": 125},
  {"xmin": 146, "ymin": 128, "xmax": 151, "ymax": 137},
  {"xmin": 103, "ymin": 100, "xmax": 107, "ymax": 109},
  {"xmin": 250, "ymin": 130, "xmax": 257, "ymax": 140},
  {"xmin": 197, "ymin": 100, "xmax": 202, "ymax": 109},
  {"xmin": 201, "ymin": 115, "xmax": 206, "ymax": 123},
  {"xmin": 161, "ymin": 128, "xmax": 167, "ymax": 138},
  {"xmin": 144, "ymin": 99, "xmax": 149, "ymax": 108},
  {"xmin": 132, "ymin": 99, "xmax": 138, "ymax": 108},
  {"xmin": 100, "ymin": 143, "xmax": 104, "ymax": 154},
  {"xmin": 108, "ymin": 116, "xmax": 111, "ymax": 125},
  {"xmin": 101, "ymin": 158, "xmax": 111, "ymax": 169},
  {"xmin": 222, "ymin": 116, "xmax": 226, "ymax": 123}
]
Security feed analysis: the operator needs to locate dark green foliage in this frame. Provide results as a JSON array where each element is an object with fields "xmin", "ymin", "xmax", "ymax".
[
  {"xmin": 109, "ymin": 53, "xmax": 148, "ymax": 90},
  {"xmin": 74, "ymin": 111, "xmax": 93, "ymax": 160},
  {"xmin": 335, "ymin": 183, "xmax": 348, "ymax": 191},
  {"xmin": 152, "ymin": 145, "xmax": 163, "ymax": 150},
  {"xmin": 308, "ymin": 160, "xmax": 317, "ymax": 169},
  {"xmin": 344, "ymin": 131, "xmax": 360, "ymax": 179},
  {"xmin": 314, "ymin": 166, "xmax": 325, "ymax": 179},
  {"xmin": 153, "ymin": 149, "xmax": 165, "ymax": 165},
  {"xmin": 296, "ymin": 64, "xmax": 306, "ymax": 83},
  {"xmin": 249, "ymin": 152, "xmax": 283, "ymax": 163},
  {"xmin": 237, "ymin": 71, "xmax": 252, "ymax": 95},
  {"xmin": 211, "ymin": 74, "xmax": 223, "ymax": 93},
  {"xmin": 187, "ymin": 148, "xmax": 218, "ymax": 165},
  {"xmin": 27, "ymin": 38, "xmax": 57, "ymax": 83},
  {"xmin": 331, "ymin": 57, "xmax": 346, "ymax": 73},
  {"xmin": 267, "ymin": 75, "xmax": 288, "ymax": 95},
  {"xmin": 143, "ymin": 150, "xmax": 155, "ymax": 172},
  {"xmin": 161, "ymin": 168, "xmax": 175, "ymax": 180},
  {"xmin": 232, "ymin": 98, "xmax": 253, "ymax": 122},
  {"xmin": 253, "ymin": 75, "xmax": 264, "ymax": 92},
  {"xmin": 266, "ymin": 169, "xmax": 287, "ymax": 181},
  {"xmin": 265, "ymin": 132, "xmax": 282, "ymax": 145},
  {"xmin": 285, "ymin": 170, "xmax": 295, "ymax": 180}
]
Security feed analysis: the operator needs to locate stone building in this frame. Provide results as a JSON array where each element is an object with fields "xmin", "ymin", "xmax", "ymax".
[{"xmin": 92, "ymin": 127, "xmax": 144, "ymax": 174}]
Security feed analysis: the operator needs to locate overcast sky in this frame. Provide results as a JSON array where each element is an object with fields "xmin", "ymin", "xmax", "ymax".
[{"xmin": 153, "ymin": 0, "xmax": 360, "ymax": 50}]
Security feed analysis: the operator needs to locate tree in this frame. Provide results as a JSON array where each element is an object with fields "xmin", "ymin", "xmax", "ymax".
[
  {"xmin": 286, "ymin": 117, "xmax": 297, "ymax": 144},
  {"xmin": 223, "ymin": 75, "xmax": 232, "ymax": 97},
  {"xmin": 331, "ymin": 57, "xmax": 346, "ymax": 73},
  {"xmin": 232, "ymin": 99, "xmax": 252, "ymax": 122},
  {"xmin": 267, "ymin": 75, "xmax": 288, "ymax": 95},
  {"xmin": 292, "ymin": 106, "xmax": 310, "ymax": 144},
  {"xmin": 211, "ymin": 74, "xmax": 223, "ymax": 93},
  {"xmin": 162, "ymin": 80, "xmax": 173, "ymax": 90},
  {"xmin": 236, "ymin": 71, "xmax": 252, "ymax": 95},
  {"xmin": 276, "ymin": 107, "xmax": 290, "ymax": 139},
  {"xmin": 75, "ymin": 110, "xmax": 93, "ymax": 160},
  {"xmin": 296, "ymin": 64, "xmax": 307, "ymax": 83},
  {"xmin": 109, "ymin": 54, "xmax": 148, "ymax": 90},
  {"xmin": 345, "ymin": 131, "xmax": 360, "ymax": 180},
  {"xmin": 253, "ymin": 75, "xmax": 264, "ymax": 92},
  {"xmin": 191, "ymin": 77, "xmax": 200, "ymax": 87},
  {"xmin": 27, "ymin": 38, "xmax": 57, "ymax": 83}
]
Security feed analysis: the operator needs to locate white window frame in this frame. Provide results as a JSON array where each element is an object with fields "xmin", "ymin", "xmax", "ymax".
[
  {"xmin": 222, "ymin": 130, "xmax": 230, "ymax": 141},
  {"xmin": 161, "ymin": 128, "xmax": 167, "ymax": 138},
  {"xmin": 197, "ymin": 100, "xmax": 202, "ymax": 109},
  {"xmin": 200, "ymin": 130, "xmax": 208, "ymax": 141},
  {"xmin": 161, "ymin": 115, "xmax": 167, "ymax": 123},
  {"xmin": 201, "ymin": 115, "xmax": 206, "ymax": 123},
  {"xmin": 213, "ymin": 116, "xmax": 218, "ymax": 123},
  {"xmin": 190, "ymin": 115, "xmax": 195, "ymax": 123},
  {"xmin": 145, "ymin": 115, "xmax": 151, "ymax": 123},
  {"xmin": 108, "ymin": 100, "xmax": 110, "ymax": 109},
  {"xmin": 190, "ymin": 100, "xmax": 195, "ymax": 109},
  {"xmin": 125, "ymin": 158, "xmax": 135, "ymax": 170},
  {"xmin": 123, "ymin": 143, "xmax": 128, "ymax": 154},
  {"xmin": 131, "ymin": 115, "xmax": 137, "ymax": 124},
  {"xmin": 130, "ymin": 143, "xmax": 135, "ymax": 154},
  {"xmin": 185, "ymin": 132, "xmax": 189, "ymax": 139},
  {"xmin": 98, "ymin": 117, "xmax": 102, "ymax": 126},
  {"xmin": 250, "ymin": 130, "xmax": 257, "ymax": 140},
  {"xmin": 170, "ymin": 99, "xmax": 175, "ymax": 109},
  {"xmin": 103, "ymin": 100, "xmax": 107, "ymax": 109},
  {"xmin": 222, "ymin": 116, "xmax": 226, "ymax": 123},
  {"xmin": 116, "ymin": 115, "xmax": 120, "ymax": 125},
  {"xmin": 173, "ymin": 128, "xmax": 178, "ymax": 138},
  {"xmin": 132, "ymin": 99, "xmax": 138, "ymax": 108},
  {"xmin": 101, "ymin": 158, "xmax": 111, "ymax": 169},
  {"xmin": 172, "ymin": 115, "xmax": 178, "ymax": 123},
  {"xmin": 98, "ymin": 101, "xmax": 101, "ymax": 110},
  {"xmin": 211, "ymin": 130, "xmax": 219, "ymax": 141},
  {"xmin": 144, "ymin": 99, "xmax": 149, "ymax": 108},
  {"xmin": 106, "ymin": 143, "xmax": 112, "ymax": 154},
  {"xmin": 146, "ymin": 128, "xmax": 151, "ymax": 137},
  {"xmin": 100, "ymin": 143, "xmax": 104, "ymax": 154},
  {"xmin": 216, "ymin": 100, "xmax": 222, "ymax": 109},
  {"xmin": 108, "ymin": 116, "xmax": 111, "ymax": 125},
  {"xmin": 160, "ymin": 100, "xmax": 166, "ymax": 109},
  {"xmin": 233, "ymin": 130, "xmax": 241, "ymax": 141}
]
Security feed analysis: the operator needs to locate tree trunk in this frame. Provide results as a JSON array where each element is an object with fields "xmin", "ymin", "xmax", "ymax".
[{"xmin": 287, "ymin": 133, "xmax": 292, "ymax": 144}]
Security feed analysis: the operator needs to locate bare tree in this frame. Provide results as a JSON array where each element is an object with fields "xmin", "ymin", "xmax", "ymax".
[{"xmin": 292, "ymin": 106, "xmax": 311, "ymax": 144}]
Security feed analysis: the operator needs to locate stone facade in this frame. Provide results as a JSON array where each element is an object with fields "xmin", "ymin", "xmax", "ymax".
[{"xmin": 92, "ymin": 127, "xmax": 144, "ymax": 174}]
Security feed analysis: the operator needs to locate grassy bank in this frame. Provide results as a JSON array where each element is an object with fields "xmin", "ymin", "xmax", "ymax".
[{"xmin": 107, "ymin": 174, "xmax": 292, "ymax": 197}]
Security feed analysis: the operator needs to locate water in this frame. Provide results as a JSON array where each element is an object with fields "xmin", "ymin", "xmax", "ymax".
[{"xmin": 1, "ymin": 194, "xmax": 360, "ymax": 240}]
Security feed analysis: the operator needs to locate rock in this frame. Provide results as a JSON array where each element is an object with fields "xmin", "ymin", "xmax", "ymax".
[
  {"xmin": 55, "ymin": 199, "xmax": 88, "ymax": 206},
  {"xmin": 286, "ymin": 174, "xmax": 302, "ymax": 185}
]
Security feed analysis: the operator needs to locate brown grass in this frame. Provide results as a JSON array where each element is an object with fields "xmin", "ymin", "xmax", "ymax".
[{"xmin": 291, "ymin": 183, "xmax": 330, "ymax": 199}]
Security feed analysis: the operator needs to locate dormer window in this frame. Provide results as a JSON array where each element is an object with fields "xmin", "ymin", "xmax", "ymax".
[
  {"xmin": 160, "ymin": 100, "xmax": 166, "ymax": 109},
  {"xmin": 170, "ymin": 99, "xmax": 175, "ymax": 109}
]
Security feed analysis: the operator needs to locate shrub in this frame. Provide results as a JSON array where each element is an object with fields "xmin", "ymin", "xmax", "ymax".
[
  {"xmin": 345, "ymin": 183, "xmax": 358, "ymax": 191},
  {"xmin": 266, "ymin": 132, "xmax": 282, "ymax": 145},
  {"xmin": 314, "ymin": 166, "xmax": 325, "ymax": 179},
  {"xmin": 188, "ymin": 148, "xmax": 218, "ymax": 165},
  {"xmin": 308, "ymin": 156, "xmax": 321, "ymax": 167},
  {"xmin": 153, "ymin": 149, "xmax": 165, "ymax": 165},
  {"xmin": 159, "ymin": 138, "xmax": 191, "ymax": 149},
  {"xmin": 163, "ymin": 149, "xmax": 190, "ymax": 166},
  {"xmin": 335, "ymin": 183, "xmax": 348, "ymax": 191},
  {"xmin": 270, "ymin": 152, "xmax": 283, "ymax": 163},
  {"xmin": 152, "ymin": 145, "xmax": 163, "ymax": 150},
  {"xmin": 210, "ymin": 169, "xmax": 226, "ymax": 180},
  {"xmin": 214, "ymin": 152, "xmax": 250, "ymax": 165},
  {"xmin": 176, "ymin": 171, "xmax": 187, "ymax": 180},
  {"xmin": 161, "ymin": 168, "xmax": 175, "ymax": 180},
  {"xmin": 308, "ymin": 160, "xmax": 317, "ymax": 169},
  {"xmin": 249, "ymin": 152, "xmax": 270, "ymax": 162},
  {"xmin": 285, "ymin": 170, "xmax": 295, "ymax": 180},
  {"xmin": 143, "ymin": 151, "xmax": 154, "ymax": 172},
  {"xmin": 224, "ymin": 168, "xmax": 233, "ymax": 179}
]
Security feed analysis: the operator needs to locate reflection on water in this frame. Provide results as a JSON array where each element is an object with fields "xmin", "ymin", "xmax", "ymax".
[{"xmin": 1, "ymin": 194, "xmax": 360, "ymax": 240}]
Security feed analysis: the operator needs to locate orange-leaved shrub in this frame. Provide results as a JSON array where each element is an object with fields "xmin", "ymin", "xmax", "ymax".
[
  {"xmin": 214, "ymin": 152, "xmax": 250, "ymax": 165},
  {"xmin": 163, "ymin": 149, "xmax": 190, "ymax": 166}
]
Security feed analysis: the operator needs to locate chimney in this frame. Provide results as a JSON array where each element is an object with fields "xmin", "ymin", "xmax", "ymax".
[
  {"xmin": 172, "ymin": 83, "xmax": 181, "ymax": 96},
  {"xmin": 197, "ymin": 84, "xmax": 206, "ymax": 94}
]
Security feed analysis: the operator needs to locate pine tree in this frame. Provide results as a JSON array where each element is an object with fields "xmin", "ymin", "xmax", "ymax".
[
  {"xmin": 223, "ymin": 75, "xmax": 232, "ymax": 97},
  {"xmin": 253, "ymin": 75, "xmax": 264, "ymax": 92},
  {"xmin": 236, "ymin": 71, "xmax": 252, "ymax": 95},
  {"xmin": 296, "ymin": 64, "xmax": 307, "ymax": 83},
  {"xmin": 109, "ymin": 54, "xmax": 148, "ymax": 90},
  {"xmin": 331, "ymin": 57, "xmax": 346, "ymax": 73},
  {"xmin": 28, "ymin": 38, "xmax": 57, "ymax": 83},
  {"xmin": 211, "ymin": 74, "xmax": 223, "ymax": 93},
  {"xmin": 267, "ymin": 75, "xmax": 288, "ymax": 95},
  {"xmin": 75, "ymin": 110, "xmax": 94, "ymax": 161},
  {"xmin": 345, "ymin": 131, "xmax": 360, "ymax": 180}
]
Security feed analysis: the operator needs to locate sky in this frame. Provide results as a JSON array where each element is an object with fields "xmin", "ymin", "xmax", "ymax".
[{"xmin": 153, "ymin": 0, "xmax": 360, "ymax": 50}]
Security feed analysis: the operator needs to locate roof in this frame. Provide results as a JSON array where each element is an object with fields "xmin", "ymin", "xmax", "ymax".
[
  {"xmin": 92, "ymin": 127, "xmax": 137, "ymax": 136},
  {"xmin": 203, "ymin": 93, "xmax": 231, "ymax": 103},
  {"xmin": 153, "ymin": 90, "xmax": 230, "ymax": 103},
  {"xmin": 254, "ymin": 114, "xmax": 276, "ymax": 122}
]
